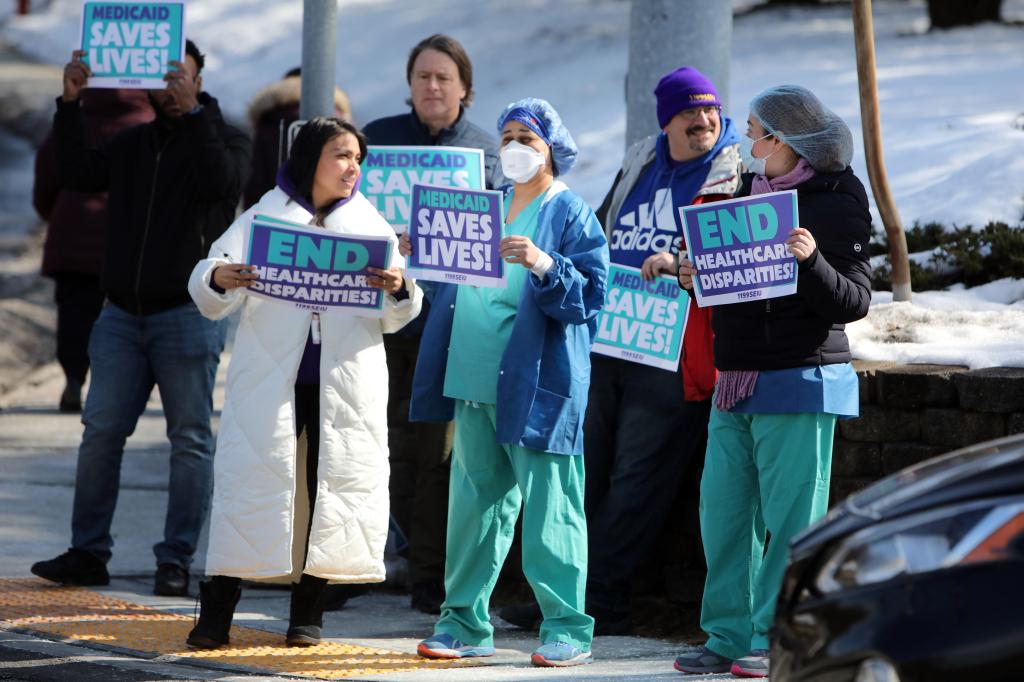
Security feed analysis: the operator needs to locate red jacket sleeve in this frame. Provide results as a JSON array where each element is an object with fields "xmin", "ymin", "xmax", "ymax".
[{"xmin": 679, "ymin": 193, "xmax": 730, "ymax": 401}]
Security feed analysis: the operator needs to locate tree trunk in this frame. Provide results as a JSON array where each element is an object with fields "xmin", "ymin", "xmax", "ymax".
[{"xmin": 927, "ymin": 0, "xmax": 1002, "ymax": 28}]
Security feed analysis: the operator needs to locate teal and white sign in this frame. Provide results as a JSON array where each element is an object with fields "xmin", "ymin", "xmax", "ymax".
[
  {"xmin": 79, "ymin": 1, "xmax": 186, "ymax": 89},
  {"xmin": 593, "ymin": 264, "xmax": 689, "ymax": 371},
  {"xmin": 363, "ymin": 145, "xmax": 485, "ymax": 233}
]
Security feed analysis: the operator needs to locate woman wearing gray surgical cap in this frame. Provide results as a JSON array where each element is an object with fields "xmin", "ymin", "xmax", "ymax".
[
  {"xmin": 674, "ymin": 85, "xmax": 871, "ymax": 678},
  {"xmin": 402, "ymin": 97, "xmax": 609, "ymax": 668}
]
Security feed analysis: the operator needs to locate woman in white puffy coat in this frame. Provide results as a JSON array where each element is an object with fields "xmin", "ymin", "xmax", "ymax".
[{"xmin": 185, "ymin": 117, "xmax": 422, "ymax": 649}]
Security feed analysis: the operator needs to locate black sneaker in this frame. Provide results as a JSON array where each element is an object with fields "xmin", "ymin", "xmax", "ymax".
[
  {"xmin": 31, "ymin": 549, "xmax": 109, "ymax": 586},
  {"xmin": 673, "ymin": 645, "xmax": 732, "ymax": 674},
  {"xmin": 154, "ymin": 563, "xmax": 189, "ymax": 597},
  {"xmin": 497, "ymin": 601, "xmax": 542, "ymax": 630},
  {"xmin": 410, "ymin": 580, "xmax": 444, "ymax": 615},
  {"xmin": 59, "ymin": 379, "xmax": 83, "ymax": 413}
]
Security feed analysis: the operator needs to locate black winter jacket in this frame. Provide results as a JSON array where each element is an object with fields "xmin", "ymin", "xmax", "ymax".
[
  {"xmin": 362, "ymin": 107, "xmax": 501, "ymax": 189},
  {"xmin": 54, "ymin": 93, "xmax": 251, "ymax": 315},
  {"xmin": 712, "ymin": 168, "xmax": 872, "ymax": 370}
]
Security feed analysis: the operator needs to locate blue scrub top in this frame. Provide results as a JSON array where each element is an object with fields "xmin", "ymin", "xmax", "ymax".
[
  {"xmin": 726, "ymin": 363, "xmax": 859, "ymax": 418},
  {"xmin": 443, "ymin": 190, "xmax": 544, "ymax": 405}
]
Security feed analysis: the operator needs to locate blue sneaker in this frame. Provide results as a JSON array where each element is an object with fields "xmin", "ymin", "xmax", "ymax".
[
  {"xmin": 416, "ymin": 633, "xmax": 495, "ymax": 659},
  {"xmin": 531, "ymin": 641, "xmax": 592, "ymax": 667}
]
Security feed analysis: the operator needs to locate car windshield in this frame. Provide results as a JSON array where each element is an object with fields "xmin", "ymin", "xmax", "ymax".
[{"xmin": 844, "ymin": 435, "xmax": 1024, "ymax": 519}]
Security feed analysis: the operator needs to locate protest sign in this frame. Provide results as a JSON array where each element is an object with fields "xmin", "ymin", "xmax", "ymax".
[
  {"xmin": 680, "ymin": 190, "xmax": 799, "ymax": 307},
  {"xmin": 363, "ymin": 145, "xmax": 485, "ymax": 232},
  {"xmin": 243, "ymin": 214, "xmax": 392, "ymax": 316},
  {"xmin": 593, "ymin": 264, "xmax": 689, "ymax": 371},
  {"xmin": 79, "ymin": 1, "xmax": 186, "ymax": 89},
  {"xmin": 406, "ymin": 183, "xmax": 505, "ymax": 287}
]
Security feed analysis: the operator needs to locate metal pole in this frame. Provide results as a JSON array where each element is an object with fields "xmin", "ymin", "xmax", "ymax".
[
  {"xmin": 300, "ymin": 0, "xmax": 337, "ymax": 121},
  {"xmin": 852, "ymin": 0, "xmax": 911, "ymax": 301},
  {"xmin": 626, "ymin": 0, "xmax": 731, "ymax": 149}
]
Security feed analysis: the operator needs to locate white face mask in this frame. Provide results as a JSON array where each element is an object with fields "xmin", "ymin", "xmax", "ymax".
[
  {"xmin": 739, "ymin": 133, "xmax": 775, "ymax": 176},
  {"xmin": 500, "ymin": 140, "xmax": 546, "ymax": 184}
]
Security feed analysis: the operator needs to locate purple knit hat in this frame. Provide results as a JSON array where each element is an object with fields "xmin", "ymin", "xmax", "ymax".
[{"xmin": 654, "ymin": 66, "xmax": 721, "ymax": 129}]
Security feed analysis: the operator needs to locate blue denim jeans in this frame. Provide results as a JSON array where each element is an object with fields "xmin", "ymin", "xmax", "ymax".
[{"xmin": 71, "ymin": 302, "xmax": 225, "ymax": 569}]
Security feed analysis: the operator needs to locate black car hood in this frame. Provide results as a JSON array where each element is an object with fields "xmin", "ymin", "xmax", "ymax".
[{"xmin": 791, "ymin": 434, "xmax": 1024, "ymax": 561}]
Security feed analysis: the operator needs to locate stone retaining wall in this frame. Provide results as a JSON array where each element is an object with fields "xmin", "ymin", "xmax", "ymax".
[{"xmin": 830, "ymin": 362, "xmax": 1024, "ymax": 503}]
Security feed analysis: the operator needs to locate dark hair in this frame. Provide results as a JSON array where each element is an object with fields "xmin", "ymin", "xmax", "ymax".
[
  {"xmin": 185, "ymin": 39, "xmax": 205, "ymax": 74},
  {"xmin": 284, "ymin": 66, "xmax": 301, "ymax": 79},
  {"xmin": 405, "ymin": 34, "xmax": 474, "ymax": 106},
  {"xmin": 285, "ymin": 117, "xmax": 367, "ymax": 204}
]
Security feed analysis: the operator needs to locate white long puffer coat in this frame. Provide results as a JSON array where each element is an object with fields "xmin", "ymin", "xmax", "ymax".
[{"xmin": 188, "ymin": 187, "xmax": 422, "ymax": 581}]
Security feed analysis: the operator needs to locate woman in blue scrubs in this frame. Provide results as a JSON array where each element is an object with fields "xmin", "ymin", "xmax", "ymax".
[{"xmin": 403, "ymin": 98, "xmax": 608, "ymax": 668}]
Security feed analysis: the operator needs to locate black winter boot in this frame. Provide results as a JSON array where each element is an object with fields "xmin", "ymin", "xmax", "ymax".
[
  {"xmin": 187, "ymin": 577, "xmax": 241, "ymax": 649},
  {"xmin": 286, "ymin": 574, "xmax": 328, "ymax": 647}
]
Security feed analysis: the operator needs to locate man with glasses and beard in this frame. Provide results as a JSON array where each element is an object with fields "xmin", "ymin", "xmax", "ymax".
[{"xmin": 31, "ymin": 39, "xmax": 250, "ymax": 599}]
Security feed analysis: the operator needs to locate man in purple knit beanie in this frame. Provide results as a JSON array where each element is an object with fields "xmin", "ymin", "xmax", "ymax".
[{"xmin": 654, "ymin": 66, "xmax": 723, "ymax": 129}]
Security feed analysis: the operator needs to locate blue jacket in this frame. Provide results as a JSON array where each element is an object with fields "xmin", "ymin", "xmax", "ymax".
[{"xmin": 409, "ymin": 183, "xmax": 609, "ymax": 456}]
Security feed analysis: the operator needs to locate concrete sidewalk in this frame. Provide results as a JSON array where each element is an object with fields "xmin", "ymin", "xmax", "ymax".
[{"xmin": 0, "ymin": 364, "xmax": 720, "ymax": 682}]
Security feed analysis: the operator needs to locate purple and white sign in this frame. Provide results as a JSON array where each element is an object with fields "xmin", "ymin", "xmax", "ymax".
[
  {"xmin": 406, "ymin": 183, "xmax": 505, "ymax": 288},
  {"xmin": 243, "ymin": 214, "xmax": 392, "ymax": 316},
  {"xmin": 680, "ymin": 190, "xmax": 799, "ymax": 307}
]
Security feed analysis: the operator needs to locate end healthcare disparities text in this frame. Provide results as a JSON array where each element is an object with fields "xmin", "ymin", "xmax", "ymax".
[
  {"xmin": 243, "ymin": 214, "xmax": 392, "ymax": 316},
  {"xmin": 680, "ymin": 190, "xmax": 799, "ymax": 307},
  {"xmin": 593, "ymin": 264, "xmax": 690, "ymax": 372},
  {"xmin": 362, "ymin": 145, "xmax": 486, "ymax": 232},
  {"xmin": 79, "ymin": 1, "xmax": 186, "ymax": 89},
  {"xmin": 406, "ymin": 183, "xmax": 505, "ymax": 288}
]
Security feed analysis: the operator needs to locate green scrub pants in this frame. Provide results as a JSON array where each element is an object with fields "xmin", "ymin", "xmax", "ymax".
[
  {"xmin": 434, "ymin": 401, "xmax": 594, "ymax": 650},
  {"xmin": 699, "ymin": 408, "xmax": 835, "ymax": 659}
]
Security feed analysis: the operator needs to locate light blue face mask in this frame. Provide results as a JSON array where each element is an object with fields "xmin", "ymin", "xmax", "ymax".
[{"xmin": 739, "ymin": 133, "xmax": 775, "ymax": 176}]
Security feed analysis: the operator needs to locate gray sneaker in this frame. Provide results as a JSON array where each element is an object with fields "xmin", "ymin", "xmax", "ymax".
[
  {"xmin": 673, "ymin": 645, "xmax": 732, "ymax": 674},
  {"xmin": 731, "ymin": 649, "xmax": 769, "ymax": 678}
]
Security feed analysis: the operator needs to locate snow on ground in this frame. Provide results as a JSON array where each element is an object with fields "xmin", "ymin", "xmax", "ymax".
[
  {"xmin": 849, "ymin": 280, "xmax": 1024, "ymax": 369},
  {"xmin": 1, "ymin": 0, "xmax": 1022, "ymax": 368}
]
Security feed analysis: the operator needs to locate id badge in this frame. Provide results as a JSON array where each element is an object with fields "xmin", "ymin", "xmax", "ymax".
[{"xmin": 311, "ymin": 313, "xmax": 321, "ymax": 345}]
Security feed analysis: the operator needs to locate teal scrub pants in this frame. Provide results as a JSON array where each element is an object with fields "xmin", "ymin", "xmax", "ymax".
[
  {"xmin": 699, "ymin": 408, "xmax": 836, "ymax": 659},
  {"xmin": 434, "ymin": 401, "xmax": 594, "ymax": 650}
]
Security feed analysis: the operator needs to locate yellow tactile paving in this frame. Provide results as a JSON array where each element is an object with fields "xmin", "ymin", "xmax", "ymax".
[{"xmin": 0, "ymin": 578, "xmax": 477, "ymax": 679}]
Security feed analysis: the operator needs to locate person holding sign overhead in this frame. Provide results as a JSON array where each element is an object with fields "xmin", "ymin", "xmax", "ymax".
[
  {"xmin": 673, "ymin": 86, "xmax": 871, "ymax": 678},
  {"xmin": 363, "ymin": 33, "xmax": 500, "ymax": 616},
  {"xmin": 404, "ymin": 98, "xmax": 607, "ymax": 667},
  {"xmin": 185, "ymin": 118, "xmax": 421, "ymax": 649},
  {"xmin": 30, "ymin": 39, "xmax": 250, "ymax": 599}
]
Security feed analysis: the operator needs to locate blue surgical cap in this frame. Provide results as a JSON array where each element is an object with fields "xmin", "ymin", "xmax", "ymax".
[
  {"xmin": 750, "ymin": 85, "xmax": 854, "ymax": 173},
  {"xmin": 497, "ymin": 97, "xmax": 578, "ymax": 175}
]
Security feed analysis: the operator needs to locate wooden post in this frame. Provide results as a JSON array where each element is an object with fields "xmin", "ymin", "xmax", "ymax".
[
  {"xmin": 852, "ymin": 0, "xmax": 911, "ymax": 301},
  {"xmin": 17, "ymin": 0, "xmax": 30, "ymax": 15}
]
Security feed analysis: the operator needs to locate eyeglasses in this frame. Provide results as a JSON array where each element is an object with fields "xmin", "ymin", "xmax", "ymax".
[{"xmin": 677, "ymin": 106, "xmax": 720, "ymax": 121}]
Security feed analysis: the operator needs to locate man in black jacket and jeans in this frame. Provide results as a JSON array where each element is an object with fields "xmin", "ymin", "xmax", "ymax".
[{"xmin": 31, "ymin": 40, "xmax": 251, "ymax": 597}]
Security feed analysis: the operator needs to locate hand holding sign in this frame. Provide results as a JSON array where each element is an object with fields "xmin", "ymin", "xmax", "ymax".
[
  {"xmin": 63, "ymin": 50, "xmax": 92, "ymax": 102},
  {"xmin": 677, "ymin": 255, "xmax": 696, "ymax": 291},
  {"xmin": 641, "ymin": 252, "xmax": 675, "ymax": 281},
  {"xmin": 398, "ymin": 232, "xmax": 413, "ymax": 258},
  {"xmin": 163, "ymin": 59, "xmax": 199, "ymax": 112},
  {"xmin": 366, "ymin": 266, "xmax": 404, "ymax": 295},
  {"xmin": 213, "ymin": 263, "xmax": 259, "ymax": 290},
  {"xmin": 499, "ymin": 235, "xmax": 541, "ymax": 269},
  {"xmin": 786, "ymin": 227, "xmax": 817, "ymax": 262}
]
